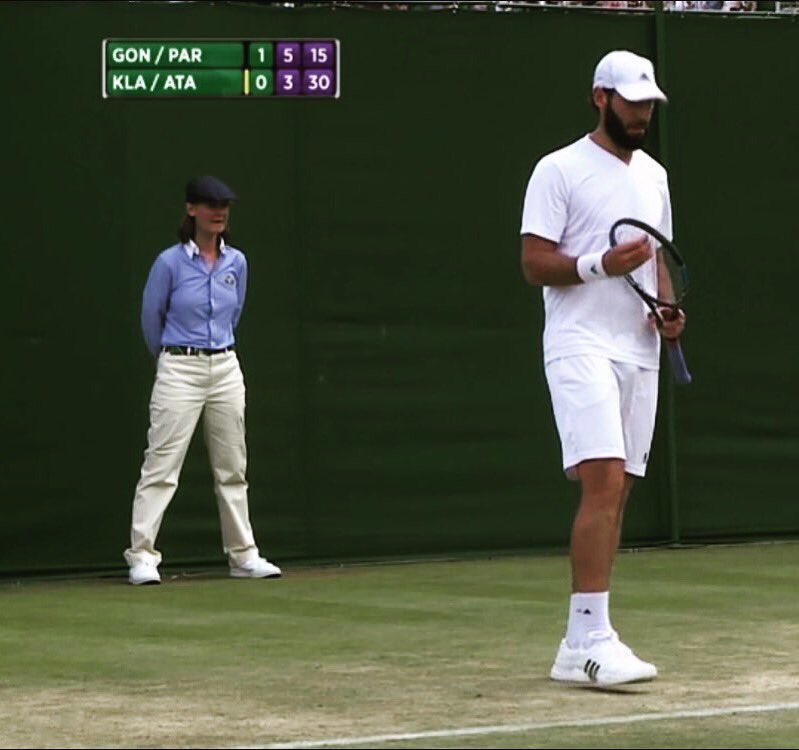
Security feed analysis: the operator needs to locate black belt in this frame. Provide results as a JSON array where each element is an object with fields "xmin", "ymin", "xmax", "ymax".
[{"xmin": 161, "ymin": 345, "xmax": 235, "ymax": 356}]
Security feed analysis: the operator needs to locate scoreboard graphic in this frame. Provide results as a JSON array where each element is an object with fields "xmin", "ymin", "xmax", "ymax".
[{"xmin": 102, "ymin": 39, "xmax": 340, "ymax": 98}]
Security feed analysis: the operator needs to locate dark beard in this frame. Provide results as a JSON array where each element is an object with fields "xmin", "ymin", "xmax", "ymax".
[{"xmin": 604, "ymin": 100, "xmax": 647, "ymax": 151}]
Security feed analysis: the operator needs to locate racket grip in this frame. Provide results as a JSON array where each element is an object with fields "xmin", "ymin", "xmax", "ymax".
[{"xmin": 665, "ymin": 339, "xmax": 692, "ymax": 385}]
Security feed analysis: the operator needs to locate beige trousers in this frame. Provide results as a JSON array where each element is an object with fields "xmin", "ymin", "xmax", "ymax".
[{"xmin": 124, "ymin": 351, "xmax": 261, "ymax": 569}]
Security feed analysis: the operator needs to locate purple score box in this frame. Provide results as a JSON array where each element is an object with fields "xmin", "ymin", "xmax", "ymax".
[
  {"xmin": 275, "ymin": 42, "xmax": 301, "ymax": 68},
  {"xmin": 276, "ymin": 69, "xmax": 301, "ymax": 95},
  {"xmin": 302, "ymin": 41, "xmax": 335, "ymax": 69},
  {"xmin": 302, "ymin": 69, "xmax": 336, "ymax": 96}
]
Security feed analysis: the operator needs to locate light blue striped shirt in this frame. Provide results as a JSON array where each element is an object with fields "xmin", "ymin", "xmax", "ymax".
[{"xmin": 141, "ymin": 240, "xmax": 248, "ymax": 356}]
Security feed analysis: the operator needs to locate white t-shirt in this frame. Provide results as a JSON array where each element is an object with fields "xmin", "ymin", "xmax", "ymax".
[{"xmin": 520, "ymin": 134, "xmax": 672, "ymax": 370}]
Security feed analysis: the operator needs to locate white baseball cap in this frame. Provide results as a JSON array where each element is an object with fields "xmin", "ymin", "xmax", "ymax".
[{"xmin": 593, "ymin": 50, "xmax": 667, "ymax": 102}]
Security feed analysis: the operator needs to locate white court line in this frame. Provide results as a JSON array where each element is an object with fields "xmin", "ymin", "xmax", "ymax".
[{"xmin": 237, "ymin": 701, "xmax": 799, "ymax": 749}]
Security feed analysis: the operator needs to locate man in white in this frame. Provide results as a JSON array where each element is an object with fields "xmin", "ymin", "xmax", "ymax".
[{"xmin": 520, "ymin": 50, "xmax": 686, "ymax": 685}]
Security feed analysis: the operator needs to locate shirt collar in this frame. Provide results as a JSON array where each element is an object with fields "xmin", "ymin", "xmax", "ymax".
[{"xmin": 183, "ymin": 238, "xmax": 227, "ymax": 258}]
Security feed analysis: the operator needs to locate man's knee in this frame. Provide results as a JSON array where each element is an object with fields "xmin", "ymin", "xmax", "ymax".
[{"xmin": 577, "ymin": 458, "xmax": 626, "ymax": 494}]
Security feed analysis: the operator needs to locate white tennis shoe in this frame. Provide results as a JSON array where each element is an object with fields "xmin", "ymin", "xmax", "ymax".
[
  {"xmin": 128, "ymin": 561, "xmax": 161, "ymax": 586},
  {"xmin": 550, "ymin": 630, "xmax": 657, "ymax": 686},
  {"xmin": 230, "ymin": 557, "xmax": 282, "ymax": 579}
]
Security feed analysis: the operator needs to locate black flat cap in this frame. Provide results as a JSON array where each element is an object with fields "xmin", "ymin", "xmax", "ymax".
[{"xmin": 185, "ymin": 175, "xmax": 238, "ymax": 203}]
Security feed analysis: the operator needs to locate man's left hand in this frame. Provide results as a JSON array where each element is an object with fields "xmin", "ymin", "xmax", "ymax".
[{"xmin": 649, "ymin": 307, "xmax": 686, "ymax": 340}]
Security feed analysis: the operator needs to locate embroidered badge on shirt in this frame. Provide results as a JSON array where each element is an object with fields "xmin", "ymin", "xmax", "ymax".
[{"xmin": 222, "ymin": 273, "xmax": 236, "ymax": 287}]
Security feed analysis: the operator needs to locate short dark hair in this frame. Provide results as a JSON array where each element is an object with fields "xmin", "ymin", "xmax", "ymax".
[{"xmin": 590, "ymin": 87, "xmax": 615, "ymax": 113}]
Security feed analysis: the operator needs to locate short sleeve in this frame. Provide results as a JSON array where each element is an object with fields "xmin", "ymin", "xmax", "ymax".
[
  {"xmin": 520, "ymin": 157, "xmax": 569, "ymax": 243},
  {"xmin": 659, "ymin": 175, "xmax": 673, "ymax": 242}
]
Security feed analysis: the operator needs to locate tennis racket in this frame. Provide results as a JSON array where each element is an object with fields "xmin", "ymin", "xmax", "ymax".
[{"xmin": 609, "ymin": 217, "xmax": 692, "ymax": 386}]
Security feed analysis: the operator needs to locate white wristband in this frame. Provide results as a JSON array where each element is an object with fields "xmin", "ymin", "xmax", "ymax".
[{"xmin": 576, "ymin": 251, "xmax": 609, "ymax": 283}]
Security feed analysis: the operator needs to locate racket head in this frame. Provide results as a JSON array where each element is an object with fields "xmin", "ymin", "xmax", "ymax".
[
  {"xmin": 609, "ymin": 218, "xmax": 692, "ymax": 386},
  {"xmin": 609, "ymin": 217, "xmax": 688, "ymax": 315}
]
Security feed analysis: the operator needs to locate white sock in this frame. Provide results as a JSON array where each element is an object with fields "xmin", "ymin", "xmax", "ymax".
[{"xmin": 565, "ymin": 591, "xmax": 612, "ymax": 648}]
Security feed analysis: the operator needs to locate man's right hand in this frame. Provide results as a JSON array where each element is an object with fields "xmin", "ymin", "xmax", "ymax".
[{"xmin": 601, "ymin": 234, "xmax": 653, "ymax": 276}]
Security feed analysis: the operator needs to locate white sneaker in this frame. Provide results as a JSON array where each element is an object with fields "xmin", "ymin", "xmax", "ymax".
[
  {"xmin": 230, "ymin": 557, "xmax": 282, "ymax": 579},
  {"xmin": 550, "ymin": 631, "xmax": 657, "ymax": 686},
  {"xmin": 128, "ymin": 561, "xmax": 161, "ymax": 586}
]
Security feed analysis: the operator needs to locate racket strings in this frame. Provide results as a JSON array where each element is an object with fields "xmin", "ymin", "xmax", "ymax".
[{"xmin": 660, "ymin": 249, "xmax": 687, "ymax": 305}]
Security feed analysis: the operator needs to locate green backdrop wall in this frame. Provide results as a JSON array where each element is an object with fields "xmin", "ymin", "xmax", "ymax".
[{"xmin": 1, "ymin": 2, "xmax": 796, "ymax": 575}]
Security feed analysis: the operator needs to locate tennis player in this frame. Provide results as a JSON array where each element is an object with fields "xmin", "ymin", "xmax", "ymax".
[{"xmin": 520, "ymin": 50, "xmax": 685, "ymax": 685}]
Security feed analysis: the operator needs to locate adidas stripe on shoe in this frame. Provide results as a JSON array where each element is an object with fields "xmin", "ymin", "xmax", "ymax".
[{"xmin": 550, "ymin": 630, "xmax": 657, "ymax": 686}]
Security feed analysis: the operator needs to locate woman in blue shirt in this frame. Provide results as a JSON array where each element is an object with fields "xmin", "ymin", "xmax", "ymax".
[{"xmin": 124, "ymin": 175, "xmax": 282, "ymax": 585}]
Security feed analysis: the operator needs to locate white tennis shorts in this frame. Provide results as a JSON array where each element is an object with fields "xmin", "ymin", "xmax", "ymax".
[{"xmin": 544, "ymin": 355, "xmax": 659, "ymax": 479}]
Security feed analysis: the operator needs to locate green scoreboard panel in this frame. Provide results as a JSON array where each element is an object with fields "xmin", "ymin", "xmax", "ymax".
[{"xmin": 103, "ymin": 39, "xmax": 340, "ymax": 98}]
